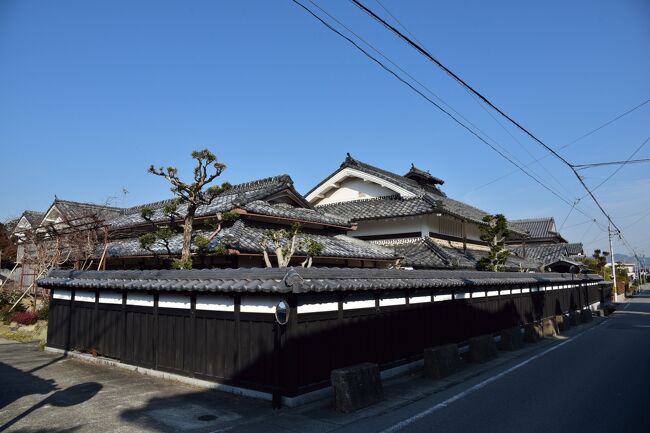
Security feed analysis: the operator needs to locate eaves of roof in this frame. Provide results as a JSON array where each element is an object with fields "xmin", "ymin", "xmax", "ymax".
[{"xmin": 38, "ymin": 267, "xmax": 606, "ymax": 294}]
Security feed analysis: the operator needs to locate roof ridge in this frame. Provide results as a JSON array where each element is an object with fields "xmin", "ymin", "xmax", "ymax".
[
  {"xmin": 54, "ymin": 199, "xmax": 125, "ymax": 211},
  {"xmin": 510, "ymin": 217, "xmax": 554, "ymax": 223},
  {"xmin": 124, "ymin": 174, "xmax": 293, "ymax": 213}
]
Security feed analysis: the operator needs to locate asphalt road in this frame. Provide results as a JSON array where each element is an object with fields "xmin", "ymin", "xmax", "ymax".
[{"xmin": 339, "ymin": 288, "xmax": 650, "ymax": 433}]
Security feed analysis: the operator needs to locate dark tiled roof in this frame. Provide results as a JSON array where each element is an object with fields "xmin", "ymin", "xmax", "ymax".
[
  {"xmin": 242, "ymin": 201, "xmax": 351, "ymax": 227},
  {"xmin": 102, "ymin": 220, "xmax": 396, "ymax": 261},
  {"xmin": 378, "ymin": 237, "xmax": 541, "ymax": 271},
  {"xmin": 22, "ymin": 211, "xmax": 45, "ymax": 227},
  {"xmin": 307, "ymin": 155, "xmax": 442, "ymax": 198},
  {"xmin": 509, "ymin": 217, "xmax": 566, "ymax": 241},
  {"xmin": 510, "ymin": 243, "xmax": 569, "ymax": 264},
  {"xmin": 38, "ymin": 267, "xmax": 606, "ymax": 293},
  {"xmin": 404, "ymin": 164, "xmax": 445, "ymax": 187},
  {"xmin": 311, "ymin": 156, "xmax": 526, "ymax": 233},
  {"xmin": 52, "ymin": 199, "xmax": 124, "ymax": 222},
  {"xmin": 3, "ymin": 217, "xmax": 20, "ymax": 234},
  {"xmin": 565, "ymin": 242, "xmax": 584, "ymax": 256},
  {"xmin": 108, "ymin": 175, "xmax": 343, "ymax": 229},
  {"xmin": 317, "ymin": 196, "xmax": 434, "ymax": 221},
  {"xmin": 391, "ymin": 239, "xmax": 453, "ymax": 269}
]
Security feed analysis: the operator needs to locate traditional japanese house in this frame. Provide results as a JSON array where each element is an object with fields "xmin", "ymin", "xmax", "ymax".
[
  {"xmin": 306, "ymin": 155, "xmax": 536, "ymax": 271},
  {"xmin": 101, "ymin": 175, "xmax": 397, "ymax": 269},
  {"xmin": 507, "ymin": 217, "xmax": 585, "ymax": 268}
]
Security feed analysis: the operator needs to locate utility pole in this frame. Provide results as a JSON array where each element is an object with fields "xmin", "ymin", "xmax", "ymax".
[{"xmin": 608, "ymin": 223, "xmax": 618, "ymax": 302}]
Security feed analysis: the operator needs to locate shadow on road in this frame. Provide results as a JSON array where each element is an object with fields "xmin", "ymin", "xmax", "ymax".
[
  {"xmin": 0, "ymin": 382, "xmax": 103, "ymax": 432},
  {"xmin": 0, "ymin": 362, "xmax": 58, "ymax": 410}
]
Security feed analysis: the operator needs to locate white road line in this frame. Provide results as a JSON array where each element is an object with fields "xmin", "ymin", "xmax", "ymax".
[
  {"xmin": 623, "ymin": 302, "xmax": 631, "ymax": 310},
  {"xmin": 378, "ymin": 321, "xmax": 607, "ymax": 433}
]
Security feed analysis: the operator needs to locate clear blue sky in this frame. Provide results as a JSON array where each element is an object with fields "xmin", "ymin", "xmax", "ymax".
[{"xmin": 1, "ymin": 0, "xmax": 649, "ymax": 258}]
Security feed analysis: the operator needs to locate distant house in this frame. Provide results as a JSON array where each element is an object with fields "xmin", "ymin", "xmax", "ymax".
[
  {"xmin": 507, "ymin": 217, "xmax": 584, "ymax": 269},
  {"xmin": 306, "ymin": 154, "xmax": 536, "ymax": 271}
]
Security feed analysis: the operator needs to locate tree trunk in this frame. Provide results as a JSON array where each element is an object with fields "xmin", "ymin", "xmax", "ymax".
[{"xmin": 181, "ymin": 208, "xmax": 195, "ymax": 265}]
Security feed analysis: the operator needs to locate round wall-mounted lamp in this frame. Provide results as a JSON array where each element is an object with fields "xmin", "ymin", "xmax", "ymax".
[{"xmin": 275, "ymin": 300, "xmax": 290, "ymax": 325}]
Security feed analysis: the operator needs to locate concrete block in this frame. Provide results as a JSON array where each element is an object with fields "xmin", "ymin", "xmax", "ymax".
[
  {"xmin": 581, "ymin": 309, "xmax": 593, "ymax": 323},
  {"xmin": 468, "ymin": 335, "xmax": 498, "ymax": 363},
  {"xmin": 499, "ymin": 326, "xmax": 524, "ymax": 351},
  {"xmin": 424, "ymin": 344, "xmax": 463, "ymax": 379},
  {"xmin": 524, "ymin": 323, "xmax": 543, "ymax": 343},
  {"xmin": 331, "ymin": 363, "xmax": 382, "ymax": 413},
  {"xmin": 555, "ymin": 315, "xmax": 569, "ymax": 333},
  {"xmin": 568, "ymin": 311, "xmax": 580, "ymax": 326},
  {"xmin": 542, "ymin": 319, "xmax": 557, "ymax": 337}
]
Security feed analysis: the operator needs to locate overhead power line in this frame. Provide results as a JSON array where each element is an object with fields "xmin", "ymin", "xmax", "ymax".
[
  {"xmin": 574, "ymin": 157, "xmax": 650, "ymax": 170},
  {"xmin": 292, "ymin": 0, "xmax": 644, "ymax": 261},
  {"xmin": 347, "ymin": 0, "xmax": 643, "ymax": 253},
  {"xmin": 463, "ymin": 99, "xmax": 650, "ymax": 195},
  {"xmin": 580, "ymin": 135, "xmax": 650, "ymax": 197},
  {"xmin": 349, "ymin": 0, "xmax": 572, "ymax": 166},
  {"xmin": 290, "ymin": 0, "xmax": 597, "ymax": 219}
]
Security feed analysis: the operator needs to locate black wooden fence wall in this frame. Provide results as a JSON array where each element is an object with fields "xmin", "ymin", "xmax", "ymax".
[{"xmin": 47, "ymin": 281, "xmax": 607, "ymax": 398}]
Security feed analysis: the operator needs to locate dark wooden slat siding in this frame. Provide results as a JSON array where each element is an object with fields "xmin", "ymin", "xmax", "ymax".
[
  {"xmin": 47, "ymin": 298, "xmax": 71, "ymax": 349},
  {"xmin": 95, "ymin": 304, "xmax": 122, "ymax": 359},
  {"xmin": 157, "ymin": 306, "xmax": 191, "ymax": 375},
  {"xmin": 45, "ymin": 281, "xmax": 611, "ymax": 399}
]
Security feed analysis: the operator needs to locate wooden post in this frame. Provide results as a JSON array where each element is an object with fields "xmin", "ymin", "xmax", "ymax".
[
  {"xmin": 92, "ymin": 289, "xmax": 99, "ymax": 352},
  {"xmin": 66, "ymin": 289, "xmax": 75, "ymax": 351},
  {"xmin": 121, "ymin": 291, "xmax": 127, "ymax": 362},
  {"xmin": 272, "ymin": 321, "xmax": 282, "ymax": 409},
  {"xmin": 153, "ymin": 293, "xmax": 159, "ymax": 370},
  {"xmin": 190, "ymin": 293, "xmax": 196, "ymax": 377},
  {"xmin": 234, "ymin": 294, "xmax": 241, "ymax": 374}
]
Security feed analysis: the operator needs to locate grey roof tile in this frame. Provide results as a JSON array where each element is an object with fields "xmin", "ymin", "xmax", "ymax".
[
  {"xmin": 316, "ymin": 196, "xmax": 433, "ymax": 221},
  {"xmin": 311, "ymin": 156, "xmax": 526, "ymax": 233},
  {"xmin": 509, "ymin": 217, "xmax": 566, "ymax": 241},
  {"xmin": 108, "ymin": 175, "xmax": 295, "ymax": 229},
  {"xmin": 39, "ymin": 267, "xmax": 606, "ymax": 294},
  {"xmin": 509, "ymin": 243, "xmax": 569, "ymax": 264},
  {"xmin": 243, "ymin": 200, "xmax": 351, "ymax": 227},
  {"xmin": 102, "ymin": 220, "xmax": 397, "ymax": 261}
]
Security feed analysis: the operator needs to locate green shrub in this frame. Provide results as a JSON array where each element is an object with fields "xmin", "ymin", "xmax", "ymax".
[{"xmin": 37, "ymin": 301, "xmax": 49, "ymax": 321}]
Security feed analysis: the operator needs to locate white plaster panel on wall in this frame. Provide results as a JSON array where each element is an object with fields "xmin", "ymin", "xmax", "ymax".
[
  {"xmin": 196, "ymin": 295, "xmax": 234, "ymax": 312},
  {"xmin": 472, "ymin": 291, "xmax": 486, "ymax": 298},
  {"xmin": 241, "ymin": 296, "xmax": 284, "ymax": 314},
  {"xmin": 343, "ymin": 293, "xmax": 375, "ymax": 310},
  {"xmin": 521, "ymin": 288, "xmax": 530, "ymax": 293},
  {"xmin": 99, "ymin": 291, "xmax": 122, "ymax": 305},
  {"xmin": 352, "ymin": 214, "xmax": 429, "ymax": 238},
  {"xmin": 159, "ymin": 294, "xmax": 191, "ymax": 310},
  {"xmin": 454, "ymin": 292, "xmax": 470, "ymax": 300},
  {"xmin": 511, "ymin": 289, "xmax": 521, "ymax": 294},
  {"xmin": 53, "ymin": 289, "xmax": 72, "ymax": 300},
  {"xmin": 127, "ymin": 293, "xmax": 154, "ymax": 307},
  {"xmin": 74, "ymin": 290, "xmax": 95, "ymax": 303},
  {"xmin": 379, "ymin": 293, "xmax": 406, "ymax": 307},
  {"xmin": 531, "ymin": 287, "xmax": 539, "ymax": 292},
  {"xmin": 433, "ymin": 294, "xmax": 453, "ymax": 302},
  {"xmin": 487, "ymin": 290, "xmax": 499, "ymax": 297},
  {"xmin": 499, "ymin": 290, "xmax": 511, "ymax": 296},
  {"xmin": 409, "ymin": 294, "xmax": 431, "ymax": 304},
  {"xmin": 298, "ymin": 294, "xmax": 338, "ymax": 314}
]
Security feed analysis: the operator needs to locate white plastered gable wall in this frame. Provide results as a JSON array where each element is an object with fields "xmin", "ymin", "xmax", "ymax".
[
  {"xmin": 307, "ymin": 167, "xmax": 484, "ymax": 243},
  {"xmin": 307, "ymin": 168, "xmax": 415, "ymax": 205}
]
